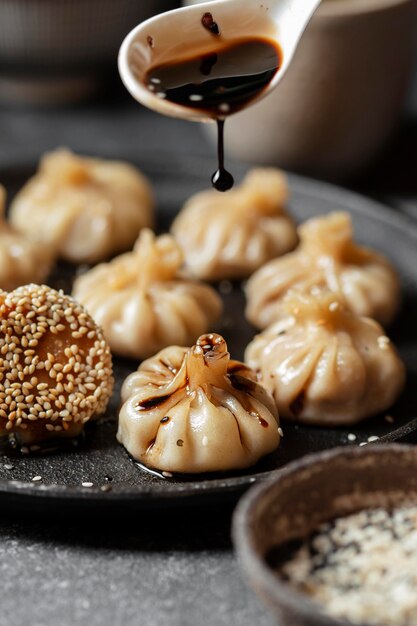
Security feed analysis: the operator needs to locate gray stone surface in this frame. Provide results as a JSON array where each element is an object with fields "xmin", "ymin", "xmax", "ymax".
[{"xmin": 0, "ymin": 513, "xmax": 276, "ymax": 626}]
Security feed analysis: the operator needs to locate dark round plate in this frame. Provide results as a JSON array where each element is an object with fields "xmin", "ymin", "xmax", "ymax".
[{"xmin": 1, "ymin": 152, "xmax": 417, "ymax": 513}]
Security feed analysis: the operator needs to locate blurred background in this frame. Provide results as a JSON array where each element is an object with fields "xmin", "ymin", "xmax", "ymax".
[{"xmin": 0, "ymin": 0, "xmax": 416, "ymax": 209}]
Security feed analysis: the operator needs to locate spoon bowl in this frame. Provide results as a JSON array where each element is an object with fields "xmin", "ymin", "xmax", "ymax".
[{"xmin": 118, "ymin": 0, "xmax": 322, "ymax": 122}]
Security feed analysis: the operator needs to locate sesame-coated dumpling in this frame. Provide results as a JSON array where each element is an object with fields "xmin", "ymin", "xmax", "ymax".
[
  {"xmin": 0, "ymin": 284, "xmax": 114, "ymax": 444},
  {"xmin": 72, "ymin": 229, "xmax": 223, "ymax": 360},
  {"xmin": 0, "ymin": 186, "xmax": 53, "ymax": 290},
  {"xmin": 245, "ymin": 291, "xmax": 405, "ymax": 426},
  {"xmin": 9, "ymin": 149, "xmax": 154, "ymax": 264},
  {"xmin": 171, "ymin": 168, "xmax": 297, "ymax": 281},
  {"xmin": 246, "ymin": 212, "xmax": 400, "ymax": 329},
  {"xmin": 118, "ymin": 333, "xmax": 281, "ymax": 474}
]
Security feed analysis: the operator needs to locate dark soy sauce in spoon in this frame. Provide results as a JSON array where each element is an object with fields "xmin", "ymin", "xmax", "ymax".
[{"xmin": 144, "ymin": 36, "xmax": 282, "ymax": 191}]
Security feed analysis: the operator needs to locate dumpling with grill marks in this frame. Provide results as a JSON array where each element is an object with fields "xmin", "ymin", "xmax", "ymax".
[
  {"xmin": 118, "ymin": 333, "xmax": 281, "ymax": 474},
  {"xmin": 72, "ymin": 229, "xmax": 222, "ymax": 360},
  {"xmin": 245, "ymin": 291, "xmax": 405, "ymax": 426},
  {"xmin": 171, "ymin": 168, "xmax": 297, "ymax": 281}
]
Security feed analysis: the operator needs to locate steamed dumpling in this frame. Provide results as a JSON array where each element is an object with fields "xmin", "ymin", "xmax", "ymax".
[
  {"xmin": 9, "ymin": 149, "xmax": 154, "ymax": 264},
  {"xmin": 246, "ymin": 212, "xmax": 400, "ymax": 329},
  {"xmin": 118, "ymin": 333, "xmax": 281, "ymax": 473},
  {"xmin": 171, "ymin": 168, "xmax": 297, "ymax": 281},
  {"xmin": 0, "ymin": 186, "xmax": 53, "ymax": 290},
  {"xmin": 72, "ymin": 229, "xmax": 222, "ymax": 360},
  {"xmin": 245, "ymin": 291, "xmax": 405, "ymax": 426}
]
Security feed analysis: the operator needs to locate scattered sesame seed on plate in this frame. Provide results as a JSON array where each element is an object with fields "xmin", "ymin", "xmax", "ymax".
[
  {"xmin": 32, "ymin": 475, "xmax": 42, "ymax": 482},
  {"xmin": 81, "ymin": 482, "xmax": 93, "ymax": 488}
]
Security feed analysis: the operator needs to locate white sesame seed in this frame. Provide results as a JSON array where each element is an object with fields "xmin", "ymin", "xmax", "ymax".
[
  {"xmin": 0, "ymin": 285, "xmax": 113, "ymax": 439},
  {"xmin": 81, "ymin": 482, "xmax": 93, "ymax": 488},
  {"xmin": 378, "ymin": 336, "xmax": 391, "ymax": 350}
]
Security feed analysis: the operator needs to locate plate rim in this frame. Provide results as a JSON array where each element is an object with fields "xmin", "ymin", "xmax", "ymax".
[{"xmin": 1, "ymin": 154, "xmax": 417, "ymax": 508}]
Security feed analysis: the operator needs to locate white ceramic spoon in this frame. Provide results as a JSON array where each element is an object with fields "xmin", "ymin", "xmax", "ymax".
[{"xmin": 118, "ymin": 0, "xmax": 322, "ymax": 122}]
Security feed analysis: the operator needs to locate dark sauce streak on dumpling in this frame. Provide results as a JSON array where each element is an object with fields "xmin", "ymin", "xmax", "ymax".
[
  {"xmin": 229, "ymin": 373, "xmax": 258, "ymax": 393},
  {"xmin": 228, "ymin": 362, "xmax": 252, "ymax": 375},
  {"xmin": 249, "ymin": 411, "xmax": 269, "ymax": 429},
  {"xmin": 229, "ymin": 409, "xmax": 244, "ymax": 446},
  {"xmin": 159, "ymin": 359, "xmax": 178, "ymax": 375},
  {"xmin": 146, "ymin": 438, "xmax": 156, "ymax": 453},
  {"xmin": 136, "ymin": 394, "xmax": 172, "ymax": 410},
  {"xmin": 290, "ymin": 390, "xmax": 306, "ymax": 417},
  {"xmin": 228, "ymin": 374, "xmax": 263, "ymax": 419}
]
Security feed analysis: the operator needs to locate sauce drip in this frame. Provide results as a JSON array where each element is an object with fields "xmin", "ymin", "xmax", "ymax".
[
  {"xmin": 212, "ymin": 120, "xmax": 234, "ymax": 192},
  {"xmin": 145, "ymin": 36, "xmax": 282, "ymax": 191}
]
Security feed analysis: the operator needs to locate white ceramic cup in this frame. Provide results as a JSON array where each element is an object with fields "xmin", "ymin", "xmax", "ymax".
[{"xmin": 185, "ymin": 0, "xmax": 417, "ymax": 180}]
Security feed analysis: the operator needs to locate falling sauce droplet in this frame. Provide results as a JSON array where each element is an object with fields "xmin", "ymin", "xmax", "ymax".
[{"xmin": 212, "ymin": 119, "xmax": 234, "ymax": 192}]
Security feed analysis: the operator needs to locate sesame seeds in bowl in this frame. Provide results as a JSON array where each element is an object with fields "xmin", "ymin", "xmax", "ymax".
[
  {"xmin": 0, "ymin": 284, "xmax": 114, "ymax": 445},
  {"xmin": 233, "ymin": 445, "xmax": 417, "ymax": 626}
]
